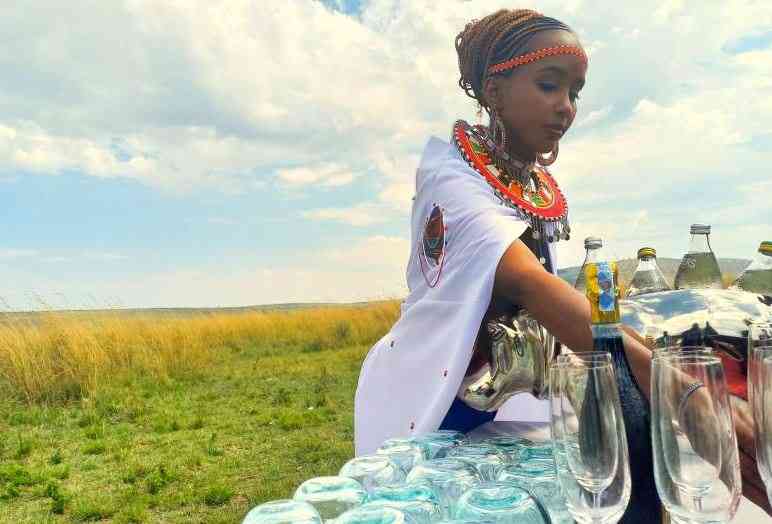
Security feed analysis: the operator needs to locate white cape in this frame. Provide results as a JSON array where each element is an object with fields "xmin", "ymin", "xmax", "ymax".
[{"xmin": 354, "ymin": 136, "xmax": 557, "ymax": 455}]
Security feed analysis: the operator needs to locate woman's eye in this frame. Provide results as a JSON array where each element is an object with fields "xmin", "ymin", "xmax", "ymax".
[{"xmin": 538, "ymin": 82, "xmax": 557, "ymax": 92}]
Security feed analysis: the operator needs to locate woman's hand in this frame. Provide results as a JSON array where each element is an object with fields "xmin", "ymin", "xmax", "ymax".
[{"xmin": 731, "ymin": 396, "xmax": 772, "ymax": 515}]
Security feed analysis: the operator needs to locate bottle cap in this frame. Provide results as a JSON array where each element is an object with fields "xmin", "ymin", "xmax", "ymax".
[
  {"xmin": 584, "ymin": 236, "xmax": 603, "ymax": 250},
  {"xmin": 759, "ymin": 241, "xmax": 772, "ymax": 255},
  {"xmin": 690, "ymin": 224, "xmax": 711, "ymax": 235},
  {"xmin": 637, "ymin": 247, "xmax": 657, "ymax": 259}
]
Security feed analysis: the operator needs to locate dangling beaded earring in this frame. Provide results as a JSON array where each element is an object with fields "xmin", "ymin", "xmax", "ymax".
[
  {"xmin": 537, "ymin": 142, "xmax": 558, "ymax": 166},
  {"xmin": 490, "ymin": 109, "xmax": 508, "ymax": 154}
]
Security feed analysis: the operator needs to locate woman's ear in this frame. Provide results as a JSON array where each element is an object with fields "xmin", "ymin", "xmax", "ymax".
[{"xmin": 483, "ymin": 77, "xmax": 499, "ymax": 110}]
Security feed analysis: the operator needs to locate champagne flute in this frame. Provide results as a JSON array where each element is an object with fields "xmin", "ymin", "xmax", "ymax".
[
  {"xmin": 651, "ymin": 352, "xmax": 741, "ymax": 523},
  {"xmin": 551, "ymin": 352, "xmax": 630, "ymax": 523},
  {"xmin": 759, "ymin": 352, "xmax": 772, "ymax": 505}
]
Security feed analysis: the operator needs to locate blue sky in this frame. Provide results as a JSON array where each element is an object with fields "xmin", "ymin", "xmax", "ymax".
[{"xmin": 1, "ymin": 0, "xmax": 771, "ymax": 310}]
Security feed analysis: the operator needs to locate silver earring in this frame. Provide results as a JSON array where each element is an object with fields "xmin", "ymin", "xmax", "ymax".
[
  {"xmin": 537, "ymin": 142, "xmax": 558, "ymax": 166},
  {"xmin": 491, "ymin": 110, "xmax": 507, "ymax": 153}
]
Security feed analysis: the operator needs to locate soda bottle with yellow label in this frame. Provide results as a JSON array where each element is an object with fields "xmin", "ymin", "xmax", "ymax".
[{"xmin": 582, "ymin": 240, "xmax": 662, "ymax": 523}]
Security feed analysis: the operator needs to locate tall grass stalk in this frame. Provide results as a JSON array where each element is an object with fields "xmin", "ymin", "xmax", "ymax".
[{"xmin": 0, "ymin": 301, "xmax": 399, "ymax": 403}]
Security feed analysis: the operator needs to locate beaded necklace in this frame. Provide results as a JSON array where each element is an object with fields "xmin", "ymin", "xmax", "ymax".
[{"xmin": 452, "ymin": 120, "xmax": 570, "ymax": 263}]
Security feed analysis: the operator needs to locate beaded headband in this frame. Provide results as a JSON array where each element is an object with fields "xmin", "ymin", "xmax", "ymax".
[{"xmin": 488, "ymin": 45, "xmax": 587, "ymax": 76}]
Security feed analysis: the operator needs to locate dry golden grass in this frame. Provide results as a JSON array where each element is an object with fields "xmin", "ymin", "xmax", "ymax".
[{"xmin": 0, "ymin": 301, "xmax": 400, "ymax": 403}]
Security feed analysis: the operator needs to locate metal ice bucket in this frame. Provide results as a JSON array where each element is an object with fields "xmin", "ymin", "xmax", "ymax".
[
  {"xmin": 620, "ymin": 288, "xmax": 772, "ymax": 360},
  {"xmin": 458, "ymin": 289, "xmax": 772, "ymax": 411}
]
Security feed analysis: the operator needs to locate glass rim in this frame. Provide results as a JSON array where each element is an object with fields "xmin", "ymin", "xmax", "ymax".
[
  {"xmin": 652, "ymin": 346, "xmax": 714, "ymax": 358},
  {"xmin": 655, "ymin": 352, "xmax": 722, "ymax": 365},
  {"xmin": 555, "ymin": 351, "xmax": 613, "ymax": 362}
]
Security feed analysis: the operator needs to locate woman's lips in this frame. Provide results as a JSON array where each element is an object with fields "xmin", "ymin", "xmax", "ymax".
[{"xmin": 544, "ymin": 126, "xmax": 564, "ymax": 139}]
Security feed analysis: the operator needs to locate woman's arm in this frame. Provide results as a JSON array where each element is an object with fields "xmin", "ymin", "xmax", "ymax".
[{"xmin": 493, "ymin": 239, "xmax": 653, "ymax": 396}]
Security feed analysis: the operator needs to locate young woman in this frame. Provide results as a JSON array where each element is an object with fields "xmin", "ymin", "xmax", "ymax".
[{"xmin": 354, "ymin": 7, "xmax": 770, "ymax": 520}]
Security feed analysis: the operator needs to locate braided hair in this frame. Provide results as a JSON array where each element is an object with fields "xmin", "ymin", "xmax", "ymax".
[{"xmin": 455, "ymin": 9, "xmax": 575, "ymax": 113}]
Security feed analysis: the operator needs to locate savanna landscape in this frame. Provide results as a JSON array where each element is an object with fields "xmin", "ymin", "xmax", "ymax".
[{"xmin": 0, "ymin": 302, "xmax": 399, "ymax": 523}]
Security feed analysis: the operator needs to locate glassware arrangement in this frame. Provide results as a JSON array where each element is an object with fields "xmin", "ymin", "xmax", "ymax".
[{"xmin": 651, "ymin": 351, "xmax": 741, "ymax": 522}]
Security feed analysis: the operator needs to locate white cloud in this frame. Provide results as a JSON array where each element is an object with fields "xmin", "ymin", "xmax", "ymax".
[
  {"xmin": 0, "ymin": 249, "xmax": 37, "ymax": 259},
  {"xmin": 2, "ymin": 0, "xmax": 772, "ymax": 305},
  {"xmin": 276, "ymin": 163, "xmax": 357, "ymax": 188},
  {"xmin": 0, "ymin": 236, "xmax": 411, "ymax": 309},
  {"xmin": 303, "ymin": 203, "xmax": 395, "ymax": 227}
]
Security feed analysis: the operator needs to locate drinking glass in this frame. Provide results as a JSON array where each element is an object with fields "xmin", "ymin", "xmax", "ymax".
[
  {"xmin": 339, "ymin": 455, "xmax": 405, "ymax": 493},
  {"xmin": 293, "ymin": 476, "xmax": 367, "ymax": 521},
  {"xmin": 446, "ymin": 443, "xmax": 508, "ymax": 481},
  {"xmin": 497, "ymin": 461, "xmax": 572, "ymax": 523},
  {"xmin": 481, "ymin": 435, "xmax": 530, "ymax": 462},
  {"xmin": 759, "ymin": 353, "xmax": 772, "ymax": 505},
  {"xmin": 413, "ymin": 431, "xmax": 465, "ymax": 459},
  {"xmin": 242, "ymin": 499, "xmax": 322, "ymax": 523},
  {"xmin": 360, "ymin": 499, "xmax": 440, "ymax": 524},
  {"xmin": 335, "ymin": 506, "xmax": 413, "ymax": 524},
  {"xmin": 404, "ymin": 458, "xmax": 479, "ymax": 518},
  {"xmin": 455, "ymin": 482, "xmax": 551, "ymax": 523},
  {"xmin": 550, "ymin": 353, "xmax": 630, "ymax": 524},
  {"xmin": 377, "ymin": 439, "xmax": 427, "ymax": 475},
  {"xmin": 651, "ymin": 352, "xmax": 741, "ymax": 522},
  {"xmin": 748, "ymin": 321, "xmax": 772, "ymax": 491}
]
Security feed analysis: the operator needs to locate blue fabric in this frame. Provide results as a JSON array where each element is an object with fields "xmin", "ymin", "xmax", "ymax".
[{"xmin": 439, "ymin": 398, "xmax": 497, "ymax": 434}]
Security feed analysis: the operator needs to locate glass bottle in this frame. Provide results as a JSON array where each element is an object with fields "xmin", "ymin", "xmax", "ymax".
[
  {"xmin": 673, "ymin": 224, "xmax": 722, "ymax": 290},
  {"xmin": 583, "ymin": 242, "xmax": 662, "ymax": 523},
  {"xmin": 733, "ymin": 241, "xmax": 772, "ymax": 294},
  {"xmin": 574, "ymin": 236, "xmax": 603, "ymax": 294},
  {"xmin": 625, "ymin": 247, "xmax": 671, "ymax": 297}
]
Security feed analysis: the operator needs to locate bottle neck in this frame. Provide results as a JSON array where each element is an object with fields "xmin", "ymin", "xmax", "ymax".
[
  {"xmin": 635, "ymin": 256, "xmax": 658, "ymax": 271},
  {"xmin": 585, "ymin": 246, "xmax": 605, "ymax": 264},
  {"xmin": 688, "ymin": 233, "xmax": 713, "ymax": 254}
]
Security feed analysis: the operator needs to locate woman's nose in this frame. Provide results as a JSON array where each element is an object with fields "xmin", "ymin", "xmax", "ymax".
[{"xmin": 556, "ymin": 91, "xmax": 573, "ymax": 115}]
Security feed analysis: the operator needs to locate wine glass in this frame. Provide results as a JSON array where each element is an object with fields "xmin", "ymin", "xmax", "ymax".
[
  {"xmin": 758, "ymin": 351, "xmax": 772, "ymax": 505},
  {"xmin": 550, "ymin": 352, "xmax": 630, "ymax": 523},
  {"xmin": 651, "ymin": 352, "xmax": 741, "ymax": 522}
]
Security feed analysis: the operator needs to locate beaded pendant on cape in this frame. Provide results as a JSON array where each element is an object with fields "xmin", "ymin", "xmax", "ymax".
[{"xmin": 452, "ymin": 119, "xmax": 570, "ymax": 243}]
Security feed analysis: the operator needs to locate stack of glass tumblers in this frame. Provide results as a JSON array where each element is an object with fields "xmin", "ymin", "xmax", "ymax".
[{"xmin": 242, "ymin": 431, "xmax": 572, "ymax": 523}]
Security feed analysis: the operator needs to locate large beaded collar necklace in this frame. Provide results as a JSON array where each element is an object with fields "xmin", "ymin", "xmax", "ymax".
[{"xmin": 452, "ymin": 119, "xmax": 570, "ymax": 243}]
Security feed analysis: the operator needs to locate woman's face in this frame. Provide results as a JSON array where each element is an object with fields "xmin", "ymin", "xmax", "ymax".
[{"xmin": 485, "ymin": 30, "xmax": 587, "ymax": 159}]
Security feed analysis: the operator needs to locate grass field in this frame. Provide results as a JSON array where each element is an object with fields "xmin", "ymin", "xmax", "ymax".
[{"xmin": 0, "ymin": 302, "xmax": 399, "ymax": 523}]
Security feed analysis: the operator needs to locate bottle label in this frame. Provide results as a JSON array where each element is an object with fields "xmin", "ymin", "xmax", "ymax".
[
  {"xmin": 584, "ymin": 261, "xmax": 621, "ymax": 324},
  {"xmin": 596, "ymin": 262, "xmax": 616, "ymax": 312}
]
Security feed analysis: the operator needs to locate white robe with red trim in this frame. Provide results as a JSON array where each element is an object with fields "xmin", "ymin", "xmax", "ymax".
[{"xmin": 354, "ymin": 136, "xmax": 558, "ymax": 455}]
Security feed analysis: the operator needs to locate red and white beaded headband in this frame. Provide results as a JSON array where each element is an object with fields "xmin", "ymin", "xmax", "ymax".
[{"xmin": 487, "ymin": 45, "xmax": 587, "ymax": 75}]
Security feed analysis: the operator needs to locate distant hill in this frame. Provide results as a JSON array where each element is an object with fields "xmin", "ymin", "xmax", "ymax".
[{"xmin": 558, "ymin": 257, "xmax": 751, "ymax": 287}]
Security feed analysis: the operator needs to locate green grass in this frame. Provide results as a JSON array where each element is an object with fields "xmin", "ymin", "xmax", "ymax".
[{"xmin": 0, "ymin": 337, "xmax": 371, "ymax": 522}]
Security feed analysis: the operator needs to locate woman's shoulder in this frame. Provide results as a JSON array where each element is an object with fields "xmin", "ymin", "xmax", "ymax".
[{"xmin": 416, "ymin": 133, "xmax": 482, "ymax": 192}]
